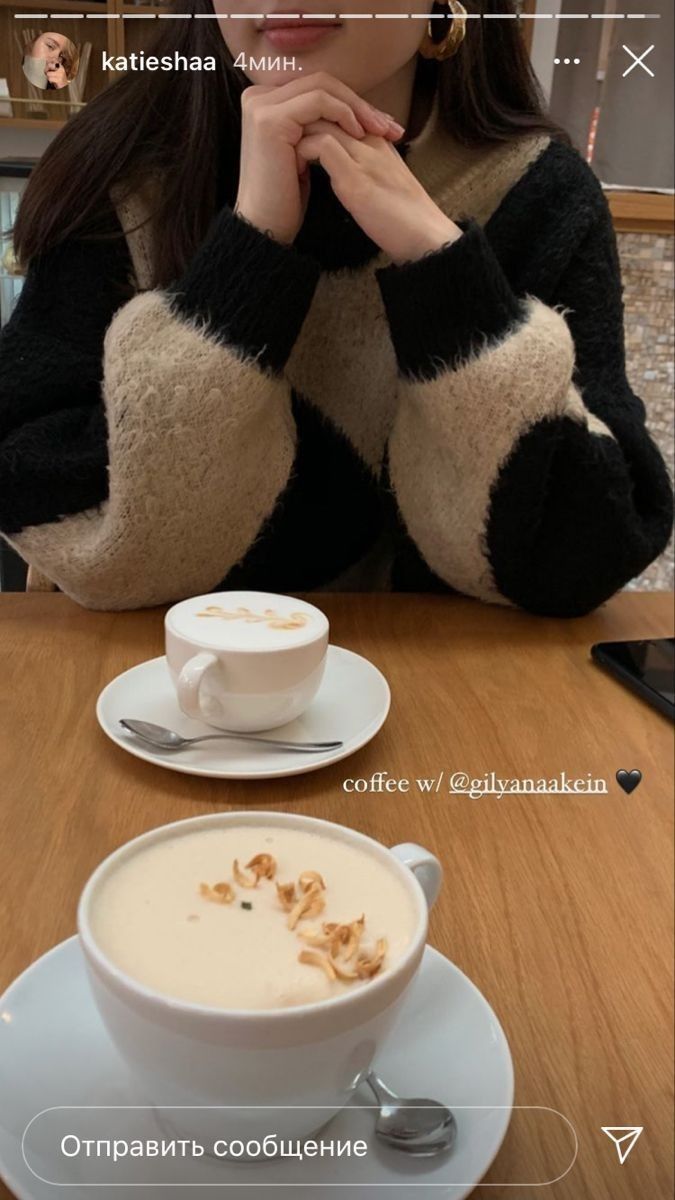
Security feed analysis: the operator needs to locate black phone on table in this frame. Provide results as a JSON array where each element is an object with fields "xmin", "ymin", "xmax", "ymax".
[{"xmin": 591, "ymin": 637, "xmax": 675, "ymax": 721}]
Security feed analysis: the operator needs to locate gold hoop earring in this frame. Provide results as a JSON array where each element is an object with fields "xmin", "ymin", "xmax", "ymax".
[{"xmin": 418, "ymin": 0, "xmax": 467, "ymax": 62}]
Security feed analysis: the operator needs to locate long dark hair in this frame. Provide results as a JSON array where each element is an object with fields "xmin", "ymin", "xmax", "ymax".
[{"xmin": 14, "ymin": 0, "xmax": 571, "ymax": 285}]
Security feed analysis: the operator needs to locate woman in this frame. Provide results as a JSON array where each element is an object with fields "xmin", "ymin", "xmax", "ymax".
[
  {"xmin": 1, "ymin": 0, "xmax": 672, "ymax": 613},
  {"xmin": 22, "ymin": 31, "xmax": 79, "ymax": 90}
]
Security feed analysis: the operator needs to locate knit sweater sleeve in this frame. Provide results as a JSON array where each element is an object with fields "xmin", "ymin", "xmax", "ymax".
[
  {"xmin": 375, "ymin": 195, "xmax": 673, "ymax": 617},
  {"xmin": 0, "ymin": 205, "xmax": 320, "ymax": 610}
]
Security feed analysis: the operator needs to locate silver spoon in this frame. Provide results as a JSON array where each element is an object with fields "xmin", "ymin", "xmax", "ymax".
[
  {"xmin": 119, "ymin": 719, "xmax": 343, "ymax": 754},
  {"xmin": 365, "ymin": 1071, "xmax": 457, "ymax": 1157}
]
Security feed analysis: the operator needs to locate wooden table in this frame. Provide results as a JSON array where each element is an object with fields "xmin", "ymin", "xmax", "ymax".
[{"xmin": 1, "ymin": 592, "xmax": 673, "ymax": 1199}]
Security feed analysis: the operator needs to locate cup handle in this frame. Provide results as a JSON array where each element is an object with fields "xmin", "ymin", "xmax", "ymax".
[
  {"xmin": 176, "ymin": 652, "xmax": 219, "ymax": 721},
  {"xmin": 390, "ymin": 843, "xmax": 442, "ymax": 911}
]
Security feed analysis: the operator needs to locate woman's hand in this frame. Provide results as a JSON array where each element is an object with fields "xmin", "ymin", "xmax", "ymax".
[
  {"xmin": 295, "ymin": 122, "xmax": 463, "ymax": 266},
  {"xmin": 45, "ymin": 60, "xmax": 68, "ymax": 88},
  {"xmin": 234, "ymin": 71, "xmax": 405, "ymax": 247}
]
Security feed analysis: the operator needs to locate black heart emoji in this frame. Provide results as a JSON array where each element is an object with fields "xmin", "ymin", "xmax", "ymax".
[{"xmin": 616, "ymin": 769, "xmax": 642, "ymax": 794}]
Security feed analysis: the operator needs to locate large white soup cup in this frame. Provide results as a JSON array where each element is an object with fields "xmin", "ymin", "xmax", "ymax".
[{"xmin": 77, "ymin": 811, "xmax": 442, "ymax": 1144}]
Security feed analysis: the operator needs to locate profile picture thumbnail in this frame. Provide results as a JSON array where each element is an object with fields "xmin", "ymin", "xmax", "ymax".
[{"xmin": 21, "ymin": 31, "xmax": 80, "ymax": 91}]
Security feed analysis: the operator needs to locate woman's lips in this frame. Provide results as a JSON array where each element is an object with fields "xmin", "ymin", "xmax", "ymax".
[{"xmin": 259, "ymin": 24, "xmax": 342, "ymax": 50}]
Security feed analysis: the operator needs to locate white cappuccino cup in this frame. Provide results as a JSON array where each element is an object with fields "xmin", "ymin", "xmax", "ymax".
[{"xmin": 165, "ymin": 591, "xmax": 329, "ymax": 732}]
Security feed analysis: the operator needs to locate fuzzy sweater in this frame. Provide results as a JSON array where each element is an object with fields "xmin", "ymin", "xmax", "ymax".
[{"xmin": 0, "ymin": 96, "xmax": 672, "ymax": 614}]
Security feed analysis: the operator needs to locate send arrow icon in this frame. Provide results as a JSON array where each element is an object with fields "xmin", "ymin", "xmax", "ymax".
[{"xmin": 601, "ymin": 1127, "xmax": 644, "ymax": 1164}]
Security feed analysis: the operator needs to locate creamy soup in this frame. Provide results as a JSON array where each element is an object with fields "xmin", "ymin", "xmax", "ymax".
[{"xmin": 90, "ymin": 825, "xmax": 417, "ymax": 1009}]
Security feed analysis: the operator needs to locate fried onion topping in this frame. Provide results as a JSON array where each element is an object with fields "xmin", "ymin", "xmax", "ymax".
[{"xmin": 199, "ymin": 881, "xmax": 235, "ymax": 904}]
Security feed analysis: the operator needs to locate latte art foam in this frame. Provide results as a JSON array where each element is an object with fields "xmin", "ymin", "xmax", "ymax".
[
  {"xmin": 90, "ymin": 825, "xmax": 417, "ymax": 1010},
  {"xmin": 196, "ymin": 604, "xmax": 310, "ymax": 631},
  {"xmin": 167, "ymin": 591, "xmax": 328, "ymax": 651}
]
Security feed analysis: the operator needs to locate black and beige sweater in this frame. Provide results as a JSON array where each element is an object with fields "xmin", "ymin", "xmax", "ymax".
[{"xmin": 0, "ymin": 96, "xmax": 672, "ymax": 613}]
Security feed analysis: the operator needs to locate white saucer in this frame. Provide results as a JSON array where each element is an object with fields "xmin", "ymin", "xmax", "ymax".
[
  {"xmin": 0, "ymin": 939, "xmax": 513, "ymax": 1200},
  {"xmin": 96, "ymin": 646, "xmax": 390, "ymax": 779}
]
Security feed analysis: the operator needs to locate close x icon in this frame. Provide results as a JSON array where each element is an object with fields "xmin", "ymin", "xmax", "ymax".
[{"xmin": 622, "ymin": 44, "xmax": 656, "ymax": 77}]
